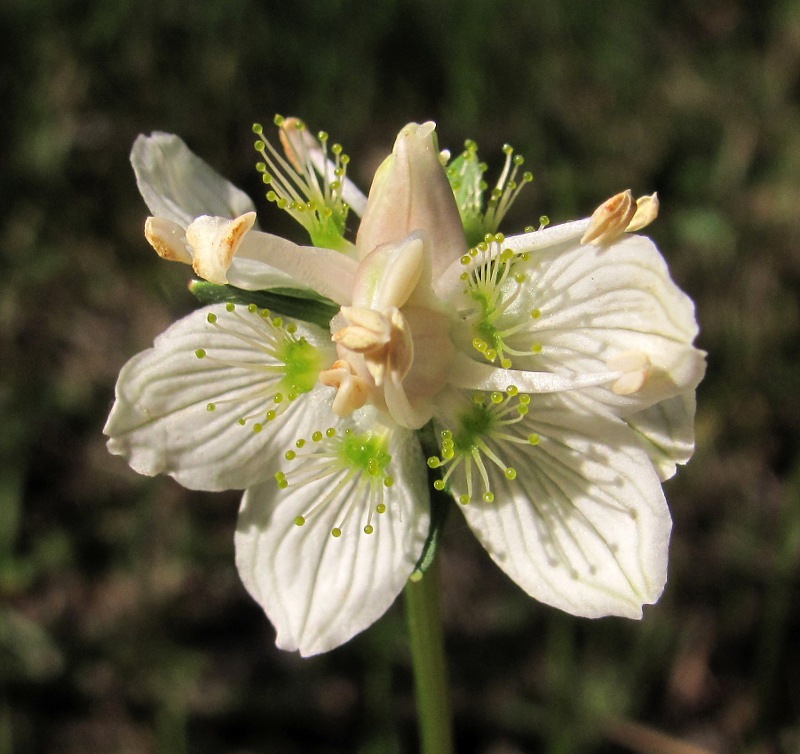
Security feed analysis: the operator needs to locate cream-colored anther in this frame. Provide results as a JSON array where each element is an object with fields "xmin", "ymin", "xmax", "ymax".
[
  {"xmin": 332, "ymin": 306, "xmax": 392, "ymax": 353},
  {"xmin": 608, "ymin": 350, "xmax": 652, "ymax": 395},
  {"xmin": 278, "ymin": 117, "xmax": 315, "ymax": 172},
  {"xmin": 319, "ymin": 359, "xmax": 371, "ymax": 416},
  {"xmin": 185, "ymin": 211, "xmax": 257, "ymax": 285},
  {"xmin": 363, "ymin": 307, "xmax": 413, "ymax": 387},
  {"xmin": 580, "ymin": 190, "xmax": 636, "ymax": 245},
  {"xmin": 626, "ymin": 193, "xmax": 660, "ymax": 232},
  {"xmin": 144, "ymin": 217, "xmax": 192, "ymax": 264}
]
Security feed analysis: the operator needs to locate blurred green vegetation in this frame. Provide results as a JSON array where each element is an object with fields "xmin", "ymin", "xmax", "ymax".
[{"xmin": 1, "ymin": 0, "xmax": 799, "ymax": 752}]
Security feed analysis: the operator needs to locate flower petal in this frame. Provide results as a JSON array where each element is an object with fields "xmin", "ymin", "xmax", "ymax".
[
  {"xmin": 502, "ymin": 233, "xmax": 705, "ymax": 414},
  {"xmin": 104, "ymin": 305, "xmax": 336, "ymax": 491},
  {"xmin": 131, "ymin": 132, "xmax": 256, "ymax": 228},
  {"xmin": 446, "ymin": 352, "xmax": 619, "ymax": 393},
  {"xmin": 356, "ymin": 122, "xmax": 466, "ymax": 277},
  {"xmin": 234, "ymin": 422, "xmax": 430, "ymax": 656},
  {"xmin": 445, "ymin": 394, "xmax": 671, "ymax": 618},
  {"xmin": 624, "ymin": 392, "xmax": 698, "ymax": 480}
]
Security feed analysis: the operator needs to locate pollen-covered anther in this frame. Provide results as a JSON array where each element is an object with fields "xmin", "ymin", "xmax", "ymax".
[
  {"xmin": 607, "ymin": 350, "xmax": 652, "ymax": 395},
  {"xmin": 144, "ymin": 216, "xmax": 192, "ymax": 264},
  {"xmin": 185, "ymin": 211, "xmax": 257, "ymax": 285},
  {"xmin": 319, "ymin": 359, "xmax": 370, "ymax": 416},
  {"xmin": 332, "ymin": 306, "xmax": 414, "ymax": 390},
  {"xmin": 580, "ymin": 190, "xmax": 636, "ymax": 246},
  {"xmin": 626, "ymin": 192, "xmax": 660, "ymax": 232}
]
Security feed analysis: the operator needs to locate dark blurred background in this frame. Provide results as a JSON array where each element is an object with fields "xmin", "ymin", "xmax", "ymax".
[{"xmin": 2, "ymin": 1, "xmax": 799, "ymax": 752}]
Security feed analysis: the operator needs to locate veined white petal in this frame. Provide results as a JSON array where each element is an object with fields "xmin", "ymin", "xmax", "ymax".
[
  {"xmin": 446, "ymin": 352, "xmax": 617, "ymax": 393},
  {"xmin": 131, "ymin": 132, "xmax": 256, "ymax": 228},
  {"xmin": 503, "ymin": 218, "xmax": 591, "ymax": 255},
  {"xmin": 438, "ymin": 393, "xmax": 671, "ymax": 618},
  {"xmin": 235, "ymin": 421, "xmax": 429, "ymax": 656},
  {"xmin": 511, "ymin": 234, "xmax": 704, "ymax": 413},
  {"xmin": 454, "ymin": 231, "xmax": 705, "ymax": 416},
  {"xmin": 624, "ymin": 392, "xmax": 698, "ymax": 480},
  {"xmin": 104, "ymin": 304, "xmax": 336, "ymax": 491}
]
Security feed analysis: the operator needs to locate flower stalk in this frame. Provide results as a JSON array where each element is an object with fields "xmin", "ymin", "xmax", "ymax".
[{"xmin": 405, "ymin": 556, "xmax": 453, "ymax": 754}]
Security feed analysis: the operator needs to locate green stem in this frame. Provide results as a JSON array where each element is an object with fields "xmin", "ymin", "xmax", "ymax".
[{"xmin": 405, "ymin": 557, "xmax": 453, "ymax": 754}]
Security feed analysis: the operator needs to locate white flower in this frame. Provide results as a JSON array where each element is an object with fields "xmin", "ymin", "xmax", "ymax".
[{"xmin": 105, "ymin": 117, "xmax": 705, "ymax": 655}]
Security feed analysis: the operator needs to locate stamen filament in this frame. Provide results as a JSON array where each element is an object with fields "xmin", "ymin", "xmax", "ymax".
[
  {"xmin": 277, "ymin": 427, "xmax": 393, "ymax": 536},
  {"xmin": 252, "ymin": 118, "xmax": 353, "ymax": 249},
  {"xmin": 194, "ymin": 304, "xmax": 324, "ymax": 428}
]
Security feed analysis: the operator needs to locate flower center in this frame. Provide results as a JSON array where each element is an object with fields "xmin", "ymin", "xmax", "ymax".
[
  {"xmin": 428, "ymin": 386, "xmax": 539, "ymax": 505},
  {"xmin": 195, "ymin": 303, "xmax": 324, "ymax": 429},
  {"xmin": 275, "ymin": 426, "xmax": 394, "ymax": 537},
  {"xmin": 458, "ymin": 235, "xmax": 544, "ymax": 369}
]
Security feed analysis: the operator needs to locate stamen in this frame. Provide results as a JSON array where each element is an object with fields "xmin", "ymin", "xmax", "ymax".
[
  {"xmin": 276, "ymin": 427, "xmax": 394, "ymax": 537},
  {"xmin": 194, "ymin": 304, "xmax": 323, "ymax": 427},
  {"xmin": 319, "ymin": 359, "xmax": 370, "ymax": 416},
  {"xmin": 607, "ymin": 350, "xmax": 652, "ymax": 395},
  {"xmin": 483, "ymin": 144, "xmax": 534, "ymax": 233},
  {"xmin": 580, "ymin": 190, "xmax": 636, "ymax": 245},
  {"xmin": 252, "ymin": 117, "xmax": 353, "ymax": 250},
  {"xmin": 460, "ymin": 236, "xmax": 540, "ymax": 368},
  {"xmin": 446, "ymin": 139, "xmax": 534, "ymax": 247},
  {"xmin": 429, "ymin": 387, "xmax": 534, "ymax": 505},
  {"xmin": 626, "ymin": 192, "xmax": 659, "ymax": 232}
]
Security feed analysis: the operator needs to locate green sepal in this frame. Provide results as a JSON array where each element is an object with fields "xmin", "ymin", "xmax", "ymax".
[
  {"xmin": 445, "ymin": 142, "xmax": 489, "ymax": 248},
  {"xmin": 409, "ymin": 484, "xmax": 449, "ymax": 582},
  {"xmin": 189, "ymin": 280, "xmax": 339, "ymax": 330},
  {"xmin": 410, "ymin": 423, "xmax": 452, "ymax": 581}
]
